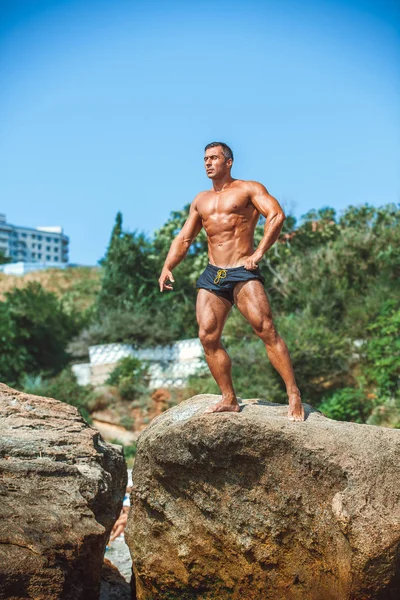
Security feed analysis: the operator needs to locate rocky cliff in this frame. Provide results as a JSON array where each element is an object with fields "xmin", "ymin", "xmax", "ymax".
[
  {"xmin": 126, "ymin": 394, "xmax": 400, "ymax": 600},
  {"xmin": 0, "ymin": 383, "xmax": 127, "ymax": 600}
]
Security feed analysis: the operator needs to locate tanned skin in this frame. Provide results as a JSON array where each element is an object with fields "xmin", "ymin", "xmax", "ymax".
[{"xmin": 159, "ymin": 145, "xmax": 304, "ymax": 421}]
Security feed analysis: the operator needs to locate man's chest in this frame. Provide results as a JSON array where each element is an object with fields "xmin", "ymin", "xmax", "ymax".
[{"xmin": 197, "ymin": 190, "xmax": 254, "ymax": 220}]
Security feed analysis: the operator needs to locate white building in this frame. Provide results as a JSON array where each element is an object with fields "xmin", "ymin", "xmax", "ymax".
[
  {"xmin": 72, "ymin": 339, "xmax": 205, "ymax": 388},
  {"xmin": 0, "ymin": 214, "xmax": 69, "ymax": 264},
  {"xmin": 0, "ymin": 261, "xmax": 68, "ymax": 276}
]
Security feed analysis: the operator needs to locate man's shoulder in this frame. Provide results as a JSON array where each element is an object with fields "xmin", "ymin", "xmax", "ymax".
[
  {"xmin": 192, "ymin": 190, "xmax": 211, "ymax": 203},
  {"xmin": 234, "ymin": 179, "xmax": 264, "ymax": 190},
  {"xmin": 237, "ymin": 179, "xmax": 264, "ymax": 186}
]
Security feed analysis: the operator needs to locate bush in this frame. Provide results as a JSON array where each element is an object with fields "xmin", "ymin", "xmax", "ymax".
[
  {"xmin": 3, "ymin": 282, "xmax": 82, "ymax": 380},
  {"xmin": 318, "ymin": 387, "xmax": 375, "ymax": 423},
  {"xmin": 120, "ymin": 415, "xmax": 135, "ymax": 430},
  {"xmin": 362, "ymin": 300, "xmax": 400, "ymax": 397},
  {"xmin": 68, "ymin": 308, "xmax": 178, "ymax": 359},
  {"xmin": 130, "ymin": 396, "xmax": 151, "ymax": 410},
  {"xmin": 367, "ymin": 396, "xmax": 400, "ymax": 429},
  {"xmin": 106, "ymin": 356, "xmax": 149, "ymax": 400},
  {"xmin": 21, "ymin": 369, "xmax": 93, "ymax": 423},
  {"xmin": 187, "ymin": 307, "xmax": 355, "ymax": 405},
  {"xmin": 123, "ymin": 442, "xmax": 137, "ymax": 459},
  {"xmin": 0, "ymin": 302, "xmax": 29, "ymax": 384},
  {"xmin": 85, "ymin": 385, "xmax": 119, "ymax": 412}
]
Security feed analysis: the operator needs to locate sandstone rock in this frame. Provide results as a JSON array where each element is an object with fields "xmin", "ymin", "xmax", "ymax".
[
  {"xmin": 0, "ymin": 383, "xmax": 127, "ymax": 600},
  {"xmin": 125, "ymin": 394, "xmax": 400, "ymax": 600}
]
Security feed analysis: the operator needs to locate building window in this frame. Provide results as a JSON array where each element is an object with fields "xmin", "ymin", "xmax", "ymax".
[
  {"xmin": 32, "ymin": 243, "xmax": 36, "ymax": 248},
  {"xmin": 54, "ymin": 257, "xmax": 58, "ymax": 262},
  {"xmin": 37, "ymin": 235, "xmax": 42, "ymax": 240},
  {"xmin": 46, "ymin": 237, "xmax": 51, "ymax": 242},
  {"xmin": 46, "ymin": 246, "xmax": 50, "ymax": 251},
  {"xmin": 21, "ymin": 233, "xmax": 26, "ymax": 238},
  {"xmin": 46, "ymin": 255, "xmax": 50, "ymax": 261},
  {"xmin": 31, "ymin": 234, "xmax": 36, "ymax": 239},
  {"xmin": 32, "ymin": 252, "xmax": 36, "ymax": 258},
  {"xmin": 38, "ymin": 244, "xmax": 42, "ymax": 249},
  {"xmin": 38, "ymin": 253, "xmax": 42, "ymax": 259}
]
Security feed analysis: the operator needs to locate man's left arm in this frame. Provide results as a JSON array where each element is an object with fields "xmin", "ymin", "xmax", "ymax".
[{"xmin": 244, "ymin": 181, "xmax": 286, "ymax": 270}]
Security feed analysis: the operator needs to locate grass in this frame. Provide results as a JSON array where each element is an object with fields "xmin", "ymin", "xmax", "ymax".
[{"xmin": 0, "ymin": 266, "xmax": 102, "ymax": 312}]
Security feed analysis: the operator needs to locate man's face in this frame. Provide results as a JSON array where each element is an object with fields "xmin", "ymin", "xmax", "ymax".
[{"xmin": 204, "ymin": 146, "xmax": 232, "ymax": 179}]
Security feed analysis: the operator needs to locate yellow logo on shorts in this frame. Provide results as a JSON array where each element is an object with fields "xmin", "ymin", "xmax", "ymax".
[{"xmin": 213, "ymin": 269, "xmax": 227, "ymax": 285}]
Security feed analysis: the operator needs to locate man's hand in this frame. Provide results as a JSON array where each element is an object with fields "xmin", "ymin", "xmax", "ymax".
[
  {"xmin": 243, "ymin": 254, "xmax": 262, "ymax": 270},
  {"xmin": 159, "ymin": 267, "xmax": 175, "ymax": 292}
]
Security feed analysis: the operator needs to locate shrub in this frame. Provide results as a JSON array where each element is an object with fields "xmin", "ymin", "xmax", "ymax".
[
  {"xmin": 4, "ymin": 282, "xmax": 81, "ymax": 378},
  {"xmin": 106, "ymin": 356, "xmax": 149, "ymax": 400},
  {"xmin": 318, "ymin": 387, "xmax": 375, "ymax": 423},
  {"xmin": 123, "ymin": 442, "xmax": 137, "ymax": 459},
  {"xmin": 21, "ymin": 369, "xmax": 93, "ymax": 423},
  {"xmin": 367, "ymin": 396, "xmax": 400, "ymax": 429},
  {"xmin": 85, "ymin": 385, "xmax": 119, "ymax": 412},
  {"xmin": 120, "ymin": 415, "xmax": 135, "ymax": 430},
  {"xmin": 362, "ymin": 300, "xmax": 400, "ymax": 397}
]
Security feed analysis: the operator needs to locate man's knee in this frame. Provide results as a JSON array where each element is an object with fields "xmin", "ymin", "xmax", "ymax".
[
  {"xmin": 253, "ymin": 317, "xmax": 278, "ymax": 344},
  {"xmin": 199, "ymin": 326, "xmax": 221, "ymax": 351}
]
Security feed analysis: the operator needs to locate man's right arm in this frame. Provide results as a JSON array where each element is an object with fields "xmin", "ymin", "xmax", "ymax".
[{"xmin": 158, "ymin": 199, "xmax": 203, "ymax": 292}]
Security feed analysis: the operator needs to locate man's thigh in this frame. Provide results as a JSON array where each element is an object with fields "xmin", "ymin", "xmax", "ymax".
[
  {"xmin": 233, "ymin": 279, "xmax": 273, "ymax": 327},
  {"xmin": 196, "ymin": 289, "xmax": 232, "ymax": 335}
]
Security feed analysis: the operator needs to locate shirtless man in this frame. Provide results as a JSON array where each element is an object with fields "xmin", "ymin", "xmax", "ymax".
[{"xmin": 158, "ymin": 142, "xmax": 304, "ymax": 421}]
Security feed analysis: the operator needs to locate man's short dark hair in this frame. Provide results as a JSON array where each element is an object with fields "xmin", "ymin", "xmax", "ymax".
[{"xmin": 204, "ymin": 142, "xmax": 234, "ymax": 162}]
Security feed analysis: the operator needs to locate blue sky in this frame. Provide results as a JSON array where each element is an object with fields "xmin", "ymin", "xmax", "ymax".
[{"xmin": 1, "ymin": 0, "xmax": 399, "ymax": 265}]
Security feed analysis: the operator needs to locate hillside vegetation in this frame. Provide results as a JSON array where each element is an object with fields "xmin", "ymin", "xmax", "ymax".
[
  {"xmin": 0, "ymin": 202, "xmax": 399, "ymax": 432},
  {"xmin": 0, "ymin": 266, "xmax": 101, "ymax": 313}
]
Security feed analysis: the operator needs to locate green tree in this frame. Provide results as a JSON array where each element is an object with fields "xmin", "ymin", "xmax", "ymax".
[
  {"xmin": 96, "ymin": 208, "xmax": 205, "ymax": 343},
  {"xmin": 0, "ymin": 302, "xmax": 29, "ymax": 384},
  {"xmin": 98, "ymin": 212, "xmax": 158, "ymax": 313},
  {"xmin": 152, "ymin": 205, "xmax": 207, "ymax": 338},
  {"xmin": 4, "ymin": 282, "xmax": 80, "ymax": 378},
  {"xmin": 0, "ymin": 250, "xmax": 12, "ymax": 265},
  {"xmin": 361, "ymin": 300, "xmax": 400, "ymax": 397},
  {"xmin": 271, "ymin": 204, "xmax": 400, "ymax": 322},
  {"xmin": 86, "ymin": 202, "xmax": 400, "ymax": 428}
]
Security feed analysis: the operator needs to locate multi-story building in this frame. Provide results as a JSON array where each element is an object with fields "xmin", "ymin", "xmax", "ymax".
[{"xmin": 0, "ymin": 214, "xmax": 69, "ymax": 264}]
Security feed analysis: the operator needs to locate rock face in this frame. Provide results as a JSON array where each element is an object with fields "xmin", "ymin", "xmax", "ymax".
[
  {"xmin": 100, "ymin": 559, "xmax": 131, "ymax": 600},
  {"xmin": 126, "ymin": 394, "xmax": 400, "ymax": 600},
  {"xmin": 0, "ymin": 383, "xmax": 127, "ymax": 600}
]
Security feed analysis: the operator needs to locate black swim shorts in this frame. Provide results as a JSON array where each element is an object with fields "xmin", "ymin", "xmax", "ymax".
[{"xmin": 196, "ymin": 262, "xmax": 265, "ymax": 305}]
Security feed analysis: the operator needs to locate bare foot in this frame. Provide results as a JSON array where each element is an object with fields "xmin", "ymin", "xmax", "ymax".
[
  {"xmin": 204, "ymin": 398, "xmax": 241, "ymax": 414},
  {"xmin": 288, "ymin": 391, "xmax": 305, "ymax": 422}
]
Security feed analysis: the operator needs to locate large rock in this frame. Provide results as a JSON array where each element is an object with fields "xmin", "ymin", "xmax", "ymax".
[
  {"xmin": 126, "ymin": 394, "xmax": 400, "ymax": 600},
  {"xmin": 100, "ymin": 559, "xmax": 131, "ymax": 600},
  {"xmin": 0, "ymin": 383, "xmax": 127, "ymax": 600}
]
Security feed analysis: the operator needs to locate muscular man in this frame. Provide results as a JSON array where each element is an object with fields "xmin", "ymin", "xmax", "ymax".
[{"xmin": 158, "ymin": 142, "xmax": 304, "ymax": 421}]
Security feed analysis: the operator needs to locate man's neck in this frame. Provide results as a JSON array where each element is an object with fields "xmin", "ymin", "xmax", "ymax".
[{"xmin": 212, "ymin": 174, "xmax": 235, "ymax": 193}]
